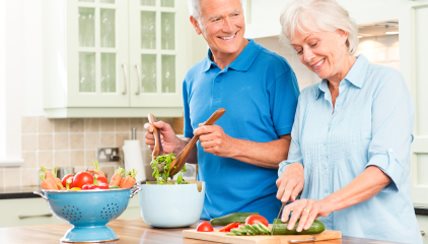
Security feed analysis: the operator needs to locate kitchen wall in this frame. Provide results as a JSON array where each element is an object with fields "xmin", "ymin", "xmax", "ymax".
[{"xmin": 255, "ymin": 33, "xmax": 400, "ymax": 90}]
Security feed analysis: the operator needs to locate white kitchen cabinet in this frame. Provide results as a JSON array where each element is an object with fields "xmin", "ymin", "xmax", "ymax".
[
  {"xmin": 400, "ymin": 0, "xmax": 428, "ymax": 206},
  {"xmin": 0, "ymin": 198, "xmax": 62, "ymax": 227},
  {"xmin": 0, "ymin": 196, "xmax": 140, "ymax": 227},
  {"xmin": 417, "ymin": 215, "xmax": 428, "ymax": 244},
  {"xmin": 42, "ymin": 0, "xmax": 202, "ymax": 118}
]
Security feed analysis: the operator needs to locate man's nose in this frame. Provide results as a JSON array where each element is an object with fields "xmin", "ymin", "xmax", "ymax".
[{"xmin": 222, "ymin": 17, "xmax": 233, "ymax": 31}]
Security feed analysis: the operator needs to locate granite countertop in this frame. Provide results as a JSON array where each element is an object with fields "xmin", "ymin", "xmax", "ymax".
[{"xmin": 1, "ymin": 186, "xmax": 428, "ymax": 215}]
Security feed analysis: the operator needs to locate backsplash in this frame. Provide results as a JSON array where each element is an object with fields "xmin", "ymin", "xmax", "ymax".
[{"xmin": 0, "ymin": 117, "xmax": 183, "ymax": 188}]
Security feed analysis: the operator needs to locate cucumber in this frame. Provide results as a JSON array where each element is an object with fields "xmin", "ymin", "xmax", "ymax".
[
  {"xmin": 210, "ymin": 212, "xmax": 258, "ymax": 226},
  {"xmin": 254, "ymin": 223, "xmax": 271, "ymax": 235},
  {"xmin": 271, "ymin": 219, "xmax": 325, "ymax": 235}
]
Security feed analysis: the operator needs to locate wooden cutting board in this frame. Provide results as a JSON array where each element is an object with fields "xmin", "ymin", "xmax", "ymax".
[{"xmin": 183, "ymin": 229, "xmax": 342, "ymax": 244}]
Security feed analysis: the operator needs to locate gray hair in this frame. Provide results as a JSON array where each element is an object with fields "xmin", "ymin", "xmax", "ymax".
[
  {"xmin": 187, "ymin": 0, "xmax": 242, "ymax": 20},
  {"xmin": 280, "ymin": 0, "xmax": 358, "ymax": 54},
  {"xmin": 187, "ymin": 0, "xmax": 202, "ymax": 19}
]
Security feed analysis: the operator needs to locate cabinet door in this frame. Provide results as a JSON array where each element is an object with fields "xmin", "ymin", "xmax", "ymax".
[
  {"xmin": 400, "ymin": 0, "xmax": 428, "ymax": 205},
  {"xmin": 128, "ymin": 0, "xmax": 183, "ymax": 108},
  {"xmin": 68, "ymin": 0, "xmax": 129, "ymax": 107}
]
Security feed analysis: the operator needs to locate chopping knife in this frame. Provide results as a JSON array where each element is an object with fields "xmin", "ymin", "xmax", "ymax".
[{"xmin": 271, "ymin": 202, "xmax": 286, "ymax": 235}]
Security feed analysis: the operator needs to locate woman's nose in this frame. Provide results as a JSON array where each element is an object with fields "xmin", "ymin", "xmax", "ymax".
[{"xmin": 303, "ymin": 49, "xmax": 315, "ymax": 63}]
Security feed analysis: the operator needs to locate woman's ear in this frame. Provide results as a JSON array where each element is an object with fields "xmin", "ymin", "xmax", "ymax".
[
  {"xmin": 335, "ymin": 29, "xmax": 349, "ymax": 44},
  {"xmin": 190, "ymin": 16, "xmax": 202, "ymax": 35}
]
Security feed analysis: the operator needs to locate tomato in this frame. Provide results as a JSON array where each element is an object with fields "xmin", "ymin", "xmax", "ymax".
[
  {"xmin": 245, "ymin": 214, "xmax": 269, "ymax": 227},
  {"xmin": 96, "ymin": 175, "xmax": 108, "ymax": 185},
  {"xmin": 196, "ymin": 221, "xmax": 214, "ymax": 232},
  {"xmin": 61, "ymin": 173, "xmax": 74, "ymax": 188},
  {"xmin": 82, "ymin": 182, "xmax": 109, "ymax": 190},
  {"xmin": 218, "ymin": 222, "xmax": 240, "ymax": 232},
  {"xmin": 71, "ymin": 171, "xmax": 94, "ymax": 188}
]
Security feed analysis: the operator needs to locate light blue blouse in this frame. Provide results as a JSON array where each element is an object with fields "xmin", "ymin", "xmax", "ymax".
[{"xmin": 278, "ymin": 55, "xmax": 422, "ymax": 244}]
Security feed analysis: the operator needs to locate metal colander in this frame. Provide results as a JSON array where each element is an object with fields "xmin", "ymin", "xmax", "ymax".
[{"xmin": 35, "ymin": 187, "xmax": 139, "ymax": 243}]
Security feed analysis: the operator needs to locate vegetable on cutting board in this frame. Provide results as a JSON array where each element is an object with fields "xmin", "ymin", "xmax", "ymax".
[
  {"xmin": 270, "ymin": 218, "xmax": 325, "ymax": 235},
  {"xmin": 196, "ymin": 221, "xmax": 214, "ymax": 232},
  {"xmin": 210, "ymin": 212, "xmax": 258, "ymax": 226}
]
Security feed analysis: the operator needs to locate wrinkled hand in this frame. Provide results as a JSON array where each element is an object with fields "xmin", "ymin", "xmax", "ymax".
[
  {"xmin": 281, "ymin": 199, "xmax": 330, "ymax": 232},
  {"xmin": 276, "ymin": 163, "xmax": 304, "ymax": 203},
  {"xmin": 193, "ymin": 125, "xmax": 234, "ymax": 157},
  {"xmin": 144, "ymin": 121, "xmax": 180, "ymax": 154}
]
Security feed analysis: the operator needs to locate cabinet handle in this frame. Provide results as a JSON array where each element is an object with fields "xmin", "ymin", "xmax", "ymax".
[
  {"xmin": 134, "ymin": 64, "xmax": 141, "ymax": 95},
  {"xmin": 121, "ymin": 64, "xmax": 128, "ymax": 95},
  {"xmin": 18, "ymin": 213, "xmax": 53, "ymax": 220}
]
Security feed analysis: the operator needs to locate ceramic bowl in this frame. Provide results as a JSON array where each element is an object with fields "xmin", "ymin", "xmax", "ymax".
[{"xmin": 138, "ymin": 181, "xmax": 205, "ymax": 228}]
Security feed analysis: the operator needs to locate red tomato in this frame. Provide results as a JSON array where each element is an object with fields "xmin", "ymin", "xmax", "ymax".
[
  {"xmin": 96, "ymin": 175, "xmax": 108, "ymax": 185},
  {"xmin": 218, "ymin": 222, "xmax": 240, "ymax": 232},
  {"xmin": 82, "ymin": 183, "xmax": 109, "ymax": 190},
  {"xmin": 61, "ymin": 173, "xmax": 74, "ymax": 188},
  {"xmin": 245, "ymin": 214, "xmax": 269, "ymax": 227},
  {"xmin": 196, "ymin": 221, "xmax": 214, "ymax": 232},
  {"xmin": 71, "ymin": 171, "xmax": 94, "ymax": 188}
]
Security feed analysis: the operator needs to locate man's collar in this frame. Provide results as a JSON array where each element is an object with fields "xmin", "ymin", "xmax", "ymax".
[{"xmin": 202, "ymin": 39, "xmax": 259, "ymax": 72}]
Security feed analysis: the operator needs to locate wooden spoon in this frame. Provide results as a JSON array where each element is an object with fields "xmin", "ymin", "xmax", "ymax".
[
  {"xmin": 169, "ymin": 108, "xmax": 226, "ymax": 177},
  {"xmin": 147, "ymin": 113, "xmax": 163, "ymax": 160}
]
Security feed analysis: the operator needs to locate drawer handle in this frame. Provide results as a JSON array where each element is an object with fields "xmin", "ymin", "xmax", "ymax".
[{"xmin": 18, "ymin": 213, "xmax": 53, "ymax": 219}]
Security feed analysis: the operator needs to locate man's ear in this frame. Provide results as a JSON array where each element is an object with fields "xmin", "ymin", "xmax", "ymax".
[{"xmin": 190, "ymin": 16, "xmax": 202, "ymax": 35}]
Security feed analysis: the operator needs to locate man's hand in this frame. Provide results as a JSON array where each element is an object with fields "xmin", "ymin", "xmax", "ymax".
[
  {"xmin": 144, "ymin": 121, "xmax": 181, "ymax": 154},
  {"xmin": 193, "ymin": 124, "xmax": 235, "ymax": 157}
]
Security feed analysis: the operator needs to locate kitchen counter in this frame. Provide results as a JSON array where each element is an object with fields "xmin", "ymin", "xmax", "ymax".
[
  {"xmin": 0, "ymin": 218, "xmax": 402, "ymax": 244},
  {"xmin": 2, "ymin": 186, "xmax": 428, "ymax": 216},
  {"xmin": 0, "ymin": 186, "xmax": 40, "ymax": 199}
]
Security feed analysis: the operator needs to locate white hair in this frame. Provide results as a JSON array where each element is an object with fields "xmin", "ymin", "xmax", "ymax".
[
  {"xmin": 187, "ymin": 0, "xmax": 242, "ymax": 19},
  {"xmin": 280, "ymin": 0, "xmax": 358, "ymax": 54},
  {"xmin": 187, "ymin": 0, "xmax": 202, "ymax": 19}
]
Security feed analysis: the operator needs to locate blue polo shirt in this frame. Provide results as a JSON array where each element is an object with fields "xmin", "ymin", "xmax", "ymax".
[{"xmin": 182, "ymin": 40, "xmax": 299, "ymax": 222}]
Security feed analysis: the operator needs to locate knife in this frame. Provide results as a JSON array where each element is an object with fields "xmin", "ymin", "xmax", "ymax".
[{"xmin": 271, "ymin": 202, "xmax": 286, "ymax": 235}]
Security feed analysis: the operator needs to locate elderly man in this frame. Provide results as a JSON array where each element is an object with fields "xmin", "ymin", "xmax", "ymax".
[{"xmin": 145, "ymin": 0, "xmax": 299, "ymax": 222}]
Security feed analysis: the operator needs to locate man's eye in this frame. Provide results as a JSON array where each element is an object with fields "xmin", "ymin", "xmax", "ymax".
[
  {"xmin": 309, "ymin": 42, "xmax": 318, "ymax": 47},
  {"xmin": 212, "ymin": 18, "xmax": 221, "ymax": 23}
]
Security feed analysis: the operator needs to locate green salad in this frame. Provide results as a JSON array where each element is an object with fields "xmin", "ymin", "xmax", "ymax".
[{"xmin": 150, "ymin": 153, "xmax": 187, "ymax": 184}]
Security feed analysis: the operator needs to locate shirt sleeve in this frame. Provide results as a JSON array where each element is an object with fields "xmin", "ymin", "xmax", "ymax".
[
  {"xmin": 366, "ymin": 70, "xmax": 414, "ymax": 191},
  {"xmin": 182, "ymin": 78, "xmax": 193, "ymax": 138},
  {"xmin": 269, "ymin": 60, "xmax": 300, "ymax": 137},
  {"xmin": 278, "ymin": 94, "xmax": 304, "ymax": 176}
]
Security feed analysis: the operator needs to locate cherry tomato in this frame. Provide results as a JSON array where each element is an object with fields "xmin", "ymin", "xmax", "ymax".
[
  {"xmin": 218, "ymin": 222, "xmax": 240, "ymax": 232},
  {"xmin": 61, "ymin": 173, "xmax": 74, "ymax": 188},
  {"xmin": 196, "ymin": 221, "xmax": 214, "ymax": 232},
  {"xmin": 245, "ymin": 214, "xmax": 269, "ymax": 227},
  {"xmin": 71, "ymin": 171, "xmax": 94, "ymax": 188},
  {"xmin": 96, "ymin": 175, "xmax": 108, "ymax": 185}
]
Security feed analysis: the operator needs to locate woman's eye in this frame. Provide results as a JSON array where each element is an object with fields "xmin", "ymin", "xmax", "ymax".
[{"xmin": 309, "ymin": 42, "xmax": 318, "ymax": 47}]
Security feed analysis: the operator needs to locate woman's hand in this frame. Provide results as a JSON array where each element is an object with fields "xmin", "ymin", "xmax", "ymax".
[
  {"xmin": 276, "ymin": 163, "xmax": 304, "ymax": 203},
  {"xmin": 281, "ymin": 199, "xmax": 331, "ymax": 232},
  {"xmin": 144, "ymin": 121, "xmax": 182, "ymax": 154}
]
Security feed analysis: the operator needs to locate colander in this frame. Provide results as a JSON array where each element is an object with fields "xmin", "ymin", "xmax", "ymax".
[{"xmin": 34, "ymin": 187, "xmax": 140, "ymax": 243}]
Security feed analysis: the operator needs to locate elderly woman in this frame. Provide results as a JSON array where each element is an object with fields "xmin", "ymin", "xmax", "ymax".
[{"xmin": 276, "ymin": 0, "xmax": 422, "ymax": 243}]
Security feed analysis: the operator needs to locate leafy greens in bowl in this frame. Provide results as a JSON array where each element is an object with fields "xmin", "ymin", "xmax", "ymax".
[{"xmin": 150, "ymin": 153, "xmax": 188, "ymax": 184}]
